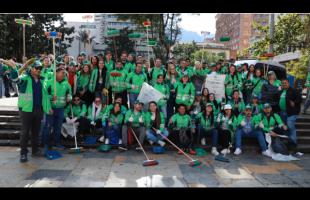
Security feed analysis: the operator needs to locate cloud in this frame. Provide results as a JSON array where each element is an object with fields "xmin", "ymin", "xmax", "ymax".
[{"xmin": 179, "ymin": 13, "xmax": 216, "ymax": 35}]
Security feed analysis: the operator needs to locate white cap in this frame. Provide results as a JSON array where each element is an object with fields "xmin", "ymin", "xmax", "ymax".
[{"xmin": 224, "ymin": 104, "xmax": 232, "ymax": 110}]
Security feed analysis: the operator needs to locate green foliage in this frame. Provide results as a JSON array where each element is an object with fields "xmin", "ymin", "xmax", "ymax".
[
  {"xmin": 192, "ymin": 49, "xmax": 224, "ymax": 63},
  {"xmin": 285, "ymin": 49, "xmax": 309, "ymax": 80},
  {"xmin": 172, "ymin": 42, "xmax": 199, "ymax": 61}
]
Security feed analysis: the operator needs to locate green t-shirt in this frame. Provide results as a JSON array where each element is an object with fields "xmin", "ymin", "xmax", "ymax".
[{"xmin": 279, "ymin": 90, "xmax": 287, "ymax": 111}]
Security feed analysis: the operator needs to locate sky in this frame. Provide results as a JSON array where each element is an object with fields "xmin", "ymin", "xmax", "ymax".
[{"xmin": 63, "ymin": 13, "xmax": 217, "ymax": 36}]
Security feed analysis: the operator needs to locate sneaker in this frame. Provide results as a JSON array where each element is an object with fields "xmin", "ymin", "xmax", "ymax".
[
  {"xmin": 211, "ymin": 147, "xmax": 219, "ymax": 156},
  {"xmin": 234, "ymin": 148, "xmax": 242, "ymax": 155},
  {"xmin": 105, "ymin": 138, "xmax": 109, "ymax": 144},
  {"xmin": 201, "ymin": 138, "xmax": 206, "ymax": 146},
  {"xmin": 221, "ymin": 148, "xmax": 230, "ymax": 154},
  {"xmin": 32, "ymin": 150, "xmax": 43, "ymax": 157},
  {"xmin": 157, "ymin": 140, "xmax": 166, "ymax": 147},
  {"xmin": 118, "ymin": 145, "xmax": 128, "ymax": 151},
  {"xmin": 149, "ymin": 140, "xmax": 154, "ymax": 145},
  {"xmin": 189, "ymin": 149, "xmax": 196, "ymax": 155},
  {"xmin": 118, "ymin": 139, "xmax": 122, "ymax": 145},
  {"xmin": 99, "ymin": 136, "xmax": 105, "ymax": 143},
  {"xmin": 135, "ymin": 147, "xmax": 143, "ymax": 151},
  {"xmin": 20, "ymin": 154, "xmax": 28, "ymax": 163},
  {"xmin": 13, "ymin": 93, "xmax": 18, "ymax": 97},
  {"xmin": 262, "ymin": 149, "xmax": 272, "ymax": 157}
]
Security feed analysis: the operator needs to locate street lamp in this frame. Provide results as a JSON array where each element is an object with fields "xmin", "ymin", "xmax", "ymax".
[
  {"xmin": 143, "ymin": 19, "xmax": 151, "ymax": 62},
  {"xmin": 15, "ymin": 18, "xmax": 35, "ymax": 60}
]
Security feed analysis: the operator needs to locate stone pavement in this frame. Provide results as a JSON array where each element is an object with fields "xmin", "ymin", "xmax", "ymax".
[{"xmin": 0, "ymin": 146, "xmax": 309, "ymax": 187}]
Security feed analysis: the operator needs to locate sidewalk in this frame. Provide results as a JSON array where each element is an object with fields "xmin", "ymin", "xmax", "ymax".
[{"xmin": 0, "ymin": 147, "xmax": 309, "ymax": 187}]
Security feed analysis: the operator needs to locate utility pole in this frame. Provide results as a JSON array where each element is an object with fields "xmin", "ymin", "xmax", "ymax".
[{"xmin": 268, "ymin": 13, "xmax": 275, "ymax": 54}]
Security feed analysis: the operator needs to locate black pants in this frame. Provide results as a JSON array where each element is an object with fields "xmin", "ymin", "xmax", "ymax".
[
  {"xmin": 80, "ymin": 90, "xmax": 93, "ymax": 107},
  {"xmin": 217, "ymin": 128, "xmax": 231, "ymax": 149},
  {"xmin": 173, "ymin": 128, "xmax": 194, "ymax": 149},
  {"xmin": 3, "ymin": 75, "xmax": 11, "ymax": 97},
  {"xmin": 114, "ymin": 90, "xmax": 128, "ymax": 109},
  {"xmin": 76, "ymin": 117, "xmax": 90, "ymax": 135},
  {"xmin": 20, "ymin": 108, "xmax": 43, "ymax": 155}
]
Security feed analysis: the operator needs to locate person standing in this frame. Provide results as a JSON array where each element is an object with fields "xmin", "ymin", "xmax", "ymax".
[
  {"xmin": 303, "ymin": 70, "xmax": 310, "ymax": 114},
  {"xmin": 10, "ymin": 61, "xmax": 52, "ymax": 162},
  {"xmin": 261, "ymin": 71, "xmax": 281, "ymax": 113}
]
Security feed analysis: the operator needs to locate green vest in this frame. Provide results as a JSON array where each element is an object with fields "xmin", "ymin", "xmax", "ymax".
[
  {"xmin": 77, "ymin": 72, "xmax": 91, "ymax": 92},
  {"xmin": 196, "ymin": 112, "xmax": 215, "ymax": 130},
  {"xmin": 107, "ymin": 68, "xmax": 128, "ymax": 93},
  {"xmin": 124, "ymin": 61, "xmax": 136, "ymax": 73},
  {"xmin": 46, "ymin": 78, "xmax": 72, "ymax": 109},
  {"xmin": 229, "ymin": 99, "xmax": 245, "ymax": 114},
  {"xmin": 89, "ymin": 67, "xmax": 108, "ymax": 93},
  {"xmin": 175, "ymin": 82, "xmax": 195, "ymax": 106},
  {"xmin": 64, "ymin": 103, "xmax": 87, "ymax": 118},
  {"xmin": 126, "ymin": 71, "xmax": 148, "ymax": 94},
  {"xmin": 224, "ymin": 74, "xmax": 242, "ymax": 97},
  {"xmin": 104, "ymin": 60, "xmax": 115, "ymax": 72},
  {"xmin": 305, "ymin": 72, "xmax": 310, "ymax": 88},
  {"xmin": 252, "ymin": 77, "xmax": 264, "ymax": 96},
  {"xmin": 144, "ymin": 111, "xmax": 165, "ymax": 131},
  {"xmin": 255, "ymin": 113, "xmax": 284, "ymax": 133},
  {"xmin": 124, "ymin": 109, "xmax": 145, "ymax": 127},
  {"xmin": 149, "ymin": 66, "xmax": 166, "ymax": 85},
  {"xmin": 103, "ymin": 111, "xmax": 124, "ymax": 126}
]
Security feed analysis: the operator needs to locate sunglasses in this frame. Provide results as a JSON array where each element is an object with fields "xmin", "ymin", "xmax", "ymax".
[{"xmin": 34, "ymin": 66, "xmax": 42, "ymax": 71}]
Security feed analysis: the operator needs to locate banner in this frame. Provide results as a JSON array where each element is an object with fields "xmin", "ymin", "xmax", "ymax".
[
  {"xmin": 204, "ymin": 74, "xmax": 226, "ymax": 100},
  {"xmin": 137, "ymin": 82, "xmax": 164, "ymax": 106}
]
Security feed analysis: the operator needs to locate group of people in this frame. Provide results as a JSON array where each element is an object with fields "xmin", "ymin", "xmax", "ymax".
[{"xmin": 0, "ymin": 50, "xmax": 308, "ymax": 163}]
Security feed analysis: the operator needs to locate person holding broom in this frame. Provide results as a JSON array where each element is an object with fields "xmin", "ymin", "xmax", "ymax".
[{"xmin": 9, "ymin": 60, "xmax": 52, "ymax": 162}]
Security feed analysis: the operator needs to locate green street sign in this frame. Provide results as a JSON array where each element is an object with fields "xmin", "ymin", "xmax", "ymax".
[
  {"xmin": 147, "ymin": 40, "xmax": 157, "ymax": 46},
  {"xmin": 15, "ymin": 18, "xmax": 34, "ymax": 26},
  {"xmin": 107, "ymin": 29, "xmax": 120, "ymax": 37},
  {"xmin": 128, "ymin": 33, "xmax": 143, "ymax": 39},
  {"xmin": 220, "ymin": 37, "xmax": 230, "ymax": 42}
]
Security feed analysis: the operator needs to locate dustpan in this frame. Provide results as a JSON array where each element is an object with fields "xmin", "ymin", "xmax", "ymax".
[{"xmin": 45, "ymin": 150, "xmax": 63, "ymax": 160}]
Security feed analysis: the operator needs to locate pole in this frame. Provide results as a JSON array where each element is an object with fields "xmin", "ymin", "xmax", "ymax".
[
  {"xmin": 146, "ymin": 26, "xmax": 149, "ymax": 62},
  {"xmin": 23, "ymin": 23, "xmax": 26, "ymax": 58},
  {"xmin": 268, "ymin": 13, "xmax": 275, "ymax": 54},
  {"xmin": 53, "ymin": 37, "xmax": 57, "ymax": 97}
]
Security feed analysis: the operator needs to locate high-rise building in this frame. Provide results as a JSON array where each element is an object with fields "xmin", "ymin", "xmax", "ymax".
[{"xmin": 249, "ymin": 14, "xmax": 269, "ymax": 46}]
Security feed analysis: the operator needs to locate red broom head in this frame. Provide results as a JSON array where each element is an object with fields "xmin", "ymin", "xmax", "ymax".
[
  {"xmin": 110, "ymin": 72, "xmax": 122, "ymax": 77},
  {"xmin": 143, "ymin": 159, "xmax": 158, "ymax": 167},
  {"xmin": 189, "ymin": 159, "xmax": 201, "ymax": 167}
]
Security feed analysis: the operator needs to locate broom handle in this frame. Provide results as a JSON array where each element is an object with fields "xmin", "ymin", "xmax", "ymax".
[
  {"xmin": 70, "ymin": 104, "xmax": 78, "ymax": 149},
  {"xmin": 130, "ymin": 127, "xmax": 150, "ymax": 160},
  {"xmin": 151, "ymin": 127, "xmax": 194, "ymax": 161}
]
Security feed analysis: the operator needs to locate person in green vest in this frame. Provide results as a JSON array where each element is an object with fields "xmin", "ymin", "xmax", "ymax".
[
  {"xmin": 177, "ymin": 59, "xmax": 193, "ymax": 78},
  {"xmin": 90, "ymin": 55, "xmax": 99, "ymax": 71},
  {"xmin": 215, "ymin": 104, "xmax": 238, "ymax": 154},
  {"xmin": 196, "ymin": 103, "xmax": 219, "ymax": 156},
  {"xmin": 224, "ymin": 64, "xmax": 242, "ymax": 100},
  {"xmin": 208, "ymin": 63, "xmax": 220, "ymax": 76},
  {"xmin": 41, "ymin": 56, "xmax": 53, "ymax": 81},
  {"xmin": 124, "ymin": 53, "xmax": 136, "ymax": 73},
  {"xmin": 148, "ymin": 58, "xmax": 166, "ymax": 85},
  {"xmin": 153, "ymin": 74, "xmax": 170, "ymax": 118},
  {"xmin": 86, "ymin": 95, "xmax": 106, "ymax": 136},
  {"xmin": 192, "ymin": 61, "xmax": 208, "ymax": 94},
  {"xmin": 145, "ymin": 101, "xmax": 169, "ymax": 147},
  {"xmin": 175, "ymin": 74, "xmax": 195, "ymax": 110},
  {"xmin": 67, "ymin": 61, "xmax": 79, "ymax": 96},
  {"xmin": 104, "ymin": 51, "xmax": 115, "ymax": 72},
  {"xmin": 252, "ymin": 68, "xmax": 265, "ymax": 102},
  {"xmin": 102, "ymin": 102, "xmax": 124, "ymax": 145},
  {"xmin": 303, "ymin": 70, "xmax": 310, "ymax": 114},
  {"xmin": 236, "ymin": 64, "xmax": 244, "ymax": 82},
  {"xmin": 229, "ymin": 89, "xmax": 245, "ymax": 117},
  {"xmin": 250, "ymin": 94, "xmax": 263, "ymax": 115},
  {"xmin": 242, "ymin": 69, "xmax": 254, "ymax": 105},
  {"xmin": 103, "ymin": 96, "xmax": 128, "ymax": 117},
  {"xmin": 106, "ymin": 60, "xmax": 129, "ymax": 108},
  {"xmin": 220, "ymin": 62, "xmax": 229, "ymax": 75},
  {"xmin": 119, "ymin": 100, "xmax": 146, "ymax": 151},
  {"xmin": 120, "ymin": 51, "xmax": 128, "ymax": 71},
  {"xmin": 63, "ymin": 95, "xmax": 88, "ymax": 139},
  {"xmin": 208, "ymin": 93, "xmax": 222, "ymax": 117},
  {"xmin": 168, "ymin": 104, "xmax": 196, "ymax": 155},
  {"xmin": 166, "ymin": 63, "xmax": 180, "ymax": 121},
  {"xmin": 126, "ymin": 61, "xmax": 148, "ymax": 109},
  {"xmin": 77, "ymin": 62, "xmax": 92, "ymax": 106},
  {"xmin": 9, "ymin": 60, "xmax": 52, "ymax": 162},
  {"xmin": 185, "ymin": 58, "xmax": 194, "ymax": 73},
  {"xmin": 43, "ymin": 65, "xmax": 72, "ymax": 151}
]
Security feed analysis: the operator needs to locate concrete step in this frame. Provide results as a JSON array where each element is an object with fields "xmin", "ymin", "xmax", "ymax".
[
  {"xmin": 0, "ymin": 130, "xmax": 20, "ymax": 140},
  {"xmin": 296, "ymin": 129, "xmax": 310, "ymax": 136},
  {"xmin": 296, "ymin": 144, "xmax": 310, "ymax": 153},
  {"xmin": 296, "ymin": 122, "xmax": 310, "ymax": 129},
  {"xmin": 297, "ymin": 136, "xmax": 310, "ymax": 144},
  {"xmin": 0, "ymin": 110, "xmax": 19, "ymax": 116},
  {"xmin": 0, "ymin": 122, "xmax": 21, "ymax": 130},
  {"xmin": 0, "ymin": 115, "xmax": 21, "ymax": 123}
]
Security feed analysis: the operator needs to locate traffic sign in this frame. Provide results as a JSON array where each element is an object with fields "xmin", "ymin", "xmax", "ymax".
[
  {"xmin": 15, "ymin": 18, "xmax": 34, "ymax": 26},
  {"xmin": 220, "ymin": 37, "xmax": 230, "ymax": 42}
]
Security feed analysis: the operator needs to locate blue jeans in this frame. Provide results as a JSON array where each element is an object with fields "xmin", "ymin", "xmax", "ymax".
[
  {"xmin": 304, "ymin": 90, "xmax": 310, "ymax": 112},
  {"xmin": 129, "ymin": 92, "xmax": 139, "ymax": 109},
  {"xmin": 0, "ymin": 78, "xmax": 3, "ymax": 98},
  {"xmin": 235, "ymin": 127, "xmax": 267, "ymax": 151},
  {"xmin": 198, "ymin": 127, "xmax": 218, "ymax": 147},
  {"xmin": 280, "ymin": 111, "xmax": 297, "ymax": 144},
  {"xmin": 42, "ymin": 108, "xmax": 65, "ymax": 147},
  {"xmin": 159, "ymin": 106, "xmax": 167, "ymax": 119},
  {"xmin": 146, "ymin": 128, "xmax": 169, "ymax": 144},
  {"xmin": 106, "ymin": 125, "xmax": 121, "ymax": 144}
]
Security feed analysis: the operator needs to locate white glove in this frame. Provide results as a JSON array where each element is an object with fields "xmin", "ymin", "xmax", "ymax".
[
  {"xmin": 66, "ymin": 117, "xmax": 71, "ymax": 123},
  {"xmin": 216, "ymin": 116, "xmax": 221, "ymax": 123},
  {"xmin": 240, "ymin": 120, "xmax": 246, "ymax": 127},
  {"xmin": 156, "ymin": 130, "xmax": 161, "ymax": 135},
  {"xmin": 91, "ymin": 121, "xmax": 95, "ymax": 126},
  {"xmin": 259, "ymin": 122, "xmax": 264, "ymax": 128},
  {"xmin": 129, "ymin": 116, "xmax": 134, "ymax": 122},
  {"xmin": 151, "ymin": 114, "xmax": 155, "ymax": 121},
  {"xmin": 228, "ymin": 120, "xmax": 232, "ymax": 125},
  {"xmin": 139, "ymin": 116, "xmax": 143, "ymax": 123}
]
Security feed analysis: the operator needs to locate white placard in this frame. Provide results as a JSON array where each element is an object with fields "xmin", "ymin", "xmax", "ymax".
[
  {"xmin": 137, "ymin": 82, "xmax": 164, "ymax": 105},
  {"xmin": 204, "ymin": 74, "xmax": 226, "ymax": 100}
]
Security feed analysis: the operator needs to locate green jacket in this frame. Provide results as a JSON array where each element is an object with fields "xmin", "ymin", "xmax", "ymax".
[
  {"xmin": 144, "ymin": 111, "xmax": 165, "ymax": 132},
  {"xmin": 176, "ymin": 67, "xmax": 193, "ymax": 78},
  {"xmin": 124, "ymin": 109, "xmax": 145, "ymax": 128},
  {"xmin": 64, "ymin": 103, "xmax": 87, "ymax": 118},
  {"xmin": 196, "ymin": 112, "xmax": 215, "ymax": 130},
  {"xmin": 41, "ymin": 67, "xmax": 53, "ymax": 81},
  {"xmin": 216, "ymin": 113, "xmax": 238, "ymax": 142},
  {"xmin": 10, "ymin": 68, "xmax": 51, "ymax": 114},
  {"xmin": 236, "ymin": 114, "xmax": 258, "ymax": 129},
  {"xmin": 124, "ymin": 61, "xmax": 136, "ymax": 73},
  {"xmin": 193, "ymin": 68, "xmax": 208, "ymax": 77},
  {"xmin": 149, "ymin": 66, "xmax": 166, "ymax": 85},
  {"xmin": 306, "ymin": 72, "xmax": 310, "ymax": 88},
  {"xmin": 169, "ymin": 113, "xmax": 194, "ymax": 129},
  {"xmin": 103, "ymin": 111, "xmax": 124, "ymax": 127},
  {"xmin": 104, "ymin": 60, "xmax": 115, "ymax": 72},
  {"xmin": 107, "ymin": 68, "xmax": 128, "ymax": 93},
  {"xmin": 175, "ymin": 82, "xmax": 195, "ymax": 106},
  {"xmin": 250, "ymin": 103, "xmax": 263, "ymax": 115},
  {"xmin": 153, "ymin": 82, "xmax": 170, "ymax": 107},
  {"xmin": 46, "ymin": 78, "xmax": 72, "ymax": 109},
  {"xmin": 252, "ymin": 77, "xmax": 265, "ymax": 96},
  {"xmin": 254, "ymin": 113, "xmax": 284, "ymax": 133},
  {"xmin": 88, "ymin": 67, "xmax": 108, "ymax": 93},
  {"xmin": 77, "ymin": 72, "xmax": 91, "ymax": 93},
  {"xmin": 126, "ymin": 71, "xmax": 148, "ymax": 94},
  {"xmin": 87, "ymin": 104, "xmax": 105, "ymax": 122},
  {"xmin": 103, "ymin": 104, "xmax": 127, "ymax": 116},
  {"xmin": 224, "ymin": 74, "xmax": 242, "ymax": 97},
  {"xmin": 229, "ymin": 99, "xmax": 245, "ymax": 115}
]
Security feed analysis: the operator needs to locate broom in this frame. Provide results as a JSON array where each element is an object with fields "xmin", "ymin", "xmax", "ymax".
[
  {"xmin": 130, "ymin": 127, "xmax": 158, "ymax": 167},
  {"xmin": 68, "ymin": 104, "xmax": 84, "ymax": 153},
  {"xmin": 152, "ymin": 128, "xmax": 201, "ymax": 167}
]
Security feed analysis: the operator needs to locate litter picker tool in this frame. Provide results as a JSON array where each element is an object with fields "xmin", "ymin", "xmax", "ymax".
[
  {"xmin": 130, "ymin": 127, "xmax": 158, "ymax": 167},
  {"xmin": 68, "ymin": 104, "xmax": 85, "ymax": 154},
  {"xmin": 152, "ymin": 127, "xmax": 201, "ymax": 167}
]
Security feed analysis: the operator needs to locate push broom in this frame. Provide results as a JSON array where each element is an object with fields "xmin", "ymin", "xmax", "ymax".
[
  {"xmin": 152, "ymin": 128, "xmax": 201, "ymax": 167},
  {"xmin": 68, "ymin": 104, "xmax": 85, "ymax": 154},
  {"xmin": 130, "ymin": 127, "xmax": 158, "ymax": 167}
]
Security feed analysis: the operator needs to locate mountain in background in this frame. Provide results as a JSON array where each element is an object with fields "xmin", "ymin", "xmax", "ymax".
[{"xmin": 180, "ymin": 29, "xmax": 215, "ymax": 42}]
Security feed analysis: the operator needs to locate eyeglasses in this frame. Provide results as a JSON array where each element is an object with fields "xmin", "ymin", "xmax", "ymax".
[{"xmin": 34, "ymin": 66, "xmax": 42, "ymax": 71}]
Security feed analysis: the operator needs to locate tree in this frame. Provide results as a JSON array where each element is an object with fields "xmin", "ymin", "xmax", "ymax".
[
  {"xmin": 0, "ymin": 14, "xmax": 74, "ymax": 61},
  {"xmin": 103, "ymin": 27, "xmax": 135, "ymax": 59},
  {"xmin": 192, "ymin": 49, "xmax": 223, "ymax": 64},
  {"xmin": 76, "ymin": 30, "xmax": 96, "ymax": 55},
  {"xmin": 116, "ymin": 14, "xmax": 182, "ymax": 62},
  {"xmin": 171, "ymin": 42, "xmax": 199, "ymax": 61}
]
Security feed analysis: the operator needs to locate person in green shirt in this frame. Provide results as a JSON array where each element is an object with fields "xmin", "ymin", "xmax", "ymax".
[
  {"xmin": 153, "ymin": 74, "xmax": 170, "ymax": 118},
  {"xmin": 126, "ymin": 61, "xmax": 148, "ymax": 109},
  {"xmin": 175, "ymin": 74, "xmax": 195, "ymax": 110},
  {"xmin": 119, "ymin": 100, "xmax": 146, "ymax": 151},
  {"xmin": 104, "ymin": 51, "xmax": 115, "ymax": 72},
  {"xmin": 196, "ymin": 103, "xmax": 219, "ymax": 156},
  {"xmin": 168, "ymin": 104, "xmax": 196, "ymax": 155},
  {"xmin": 166, "ymin": 63, "xmax": 180, "ymax": 121},
  {"xmin": 102, "ymin": 102, "xmax": 124, "ymax": 145},
  {"xmin": 208, "ymin": 93, "xmax": 222, "ymax": 117},
  {"xmin": 303, "ymin": 70, "xmax": 310, "ymax": 114},
  {"xmin": 250, "ymin": 94, "xmax": 263, "ymax": 115},
  {"xmin": 229, "ymin": 90, "xmax": 245, "ymax": 117},
  {"xmin": 145, "ymin": 101, "xmax": 169, "ymax": 147},
  {"xmin": 41, "ymin": 56, "xmax": 53, "ymax": 81},
  {"xmin": 176, "ymin": 59, "xmax": 193, "ymax": 78},
  {"xmin": 224, "ymin": 65, "xmax": 242, "ymax": 100},
  {"xmin": 77, "ymin": 62, "xmax": 92, "ymax": 106},
  {"xmin": 148, "ymin": 58, "xmax": 166, "ymax": 85},
  {"xmin": 252, "ymin": 68, "xmax": 265, "ymax": 102},
  {"xmin": 124, "ymin": 53, "xmax": 136, "ymax": 73},
  {"xmin": 86, "ymin": 95, "xmax": 106, "ymax": 136},
  {"xmin": 43, "ymin": 66, "xmax": 72, "ymax": 150}
]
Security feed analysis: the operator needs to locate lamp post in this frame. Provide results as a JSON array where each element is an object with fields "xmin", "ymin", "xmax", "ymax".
[
  {"xmin": 14, "ymin": 18, "xmax": 35, "ymax": 60},
  {"xmin": 143, "ymin": 19, "xmax": 151, "ymax": 62}
]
